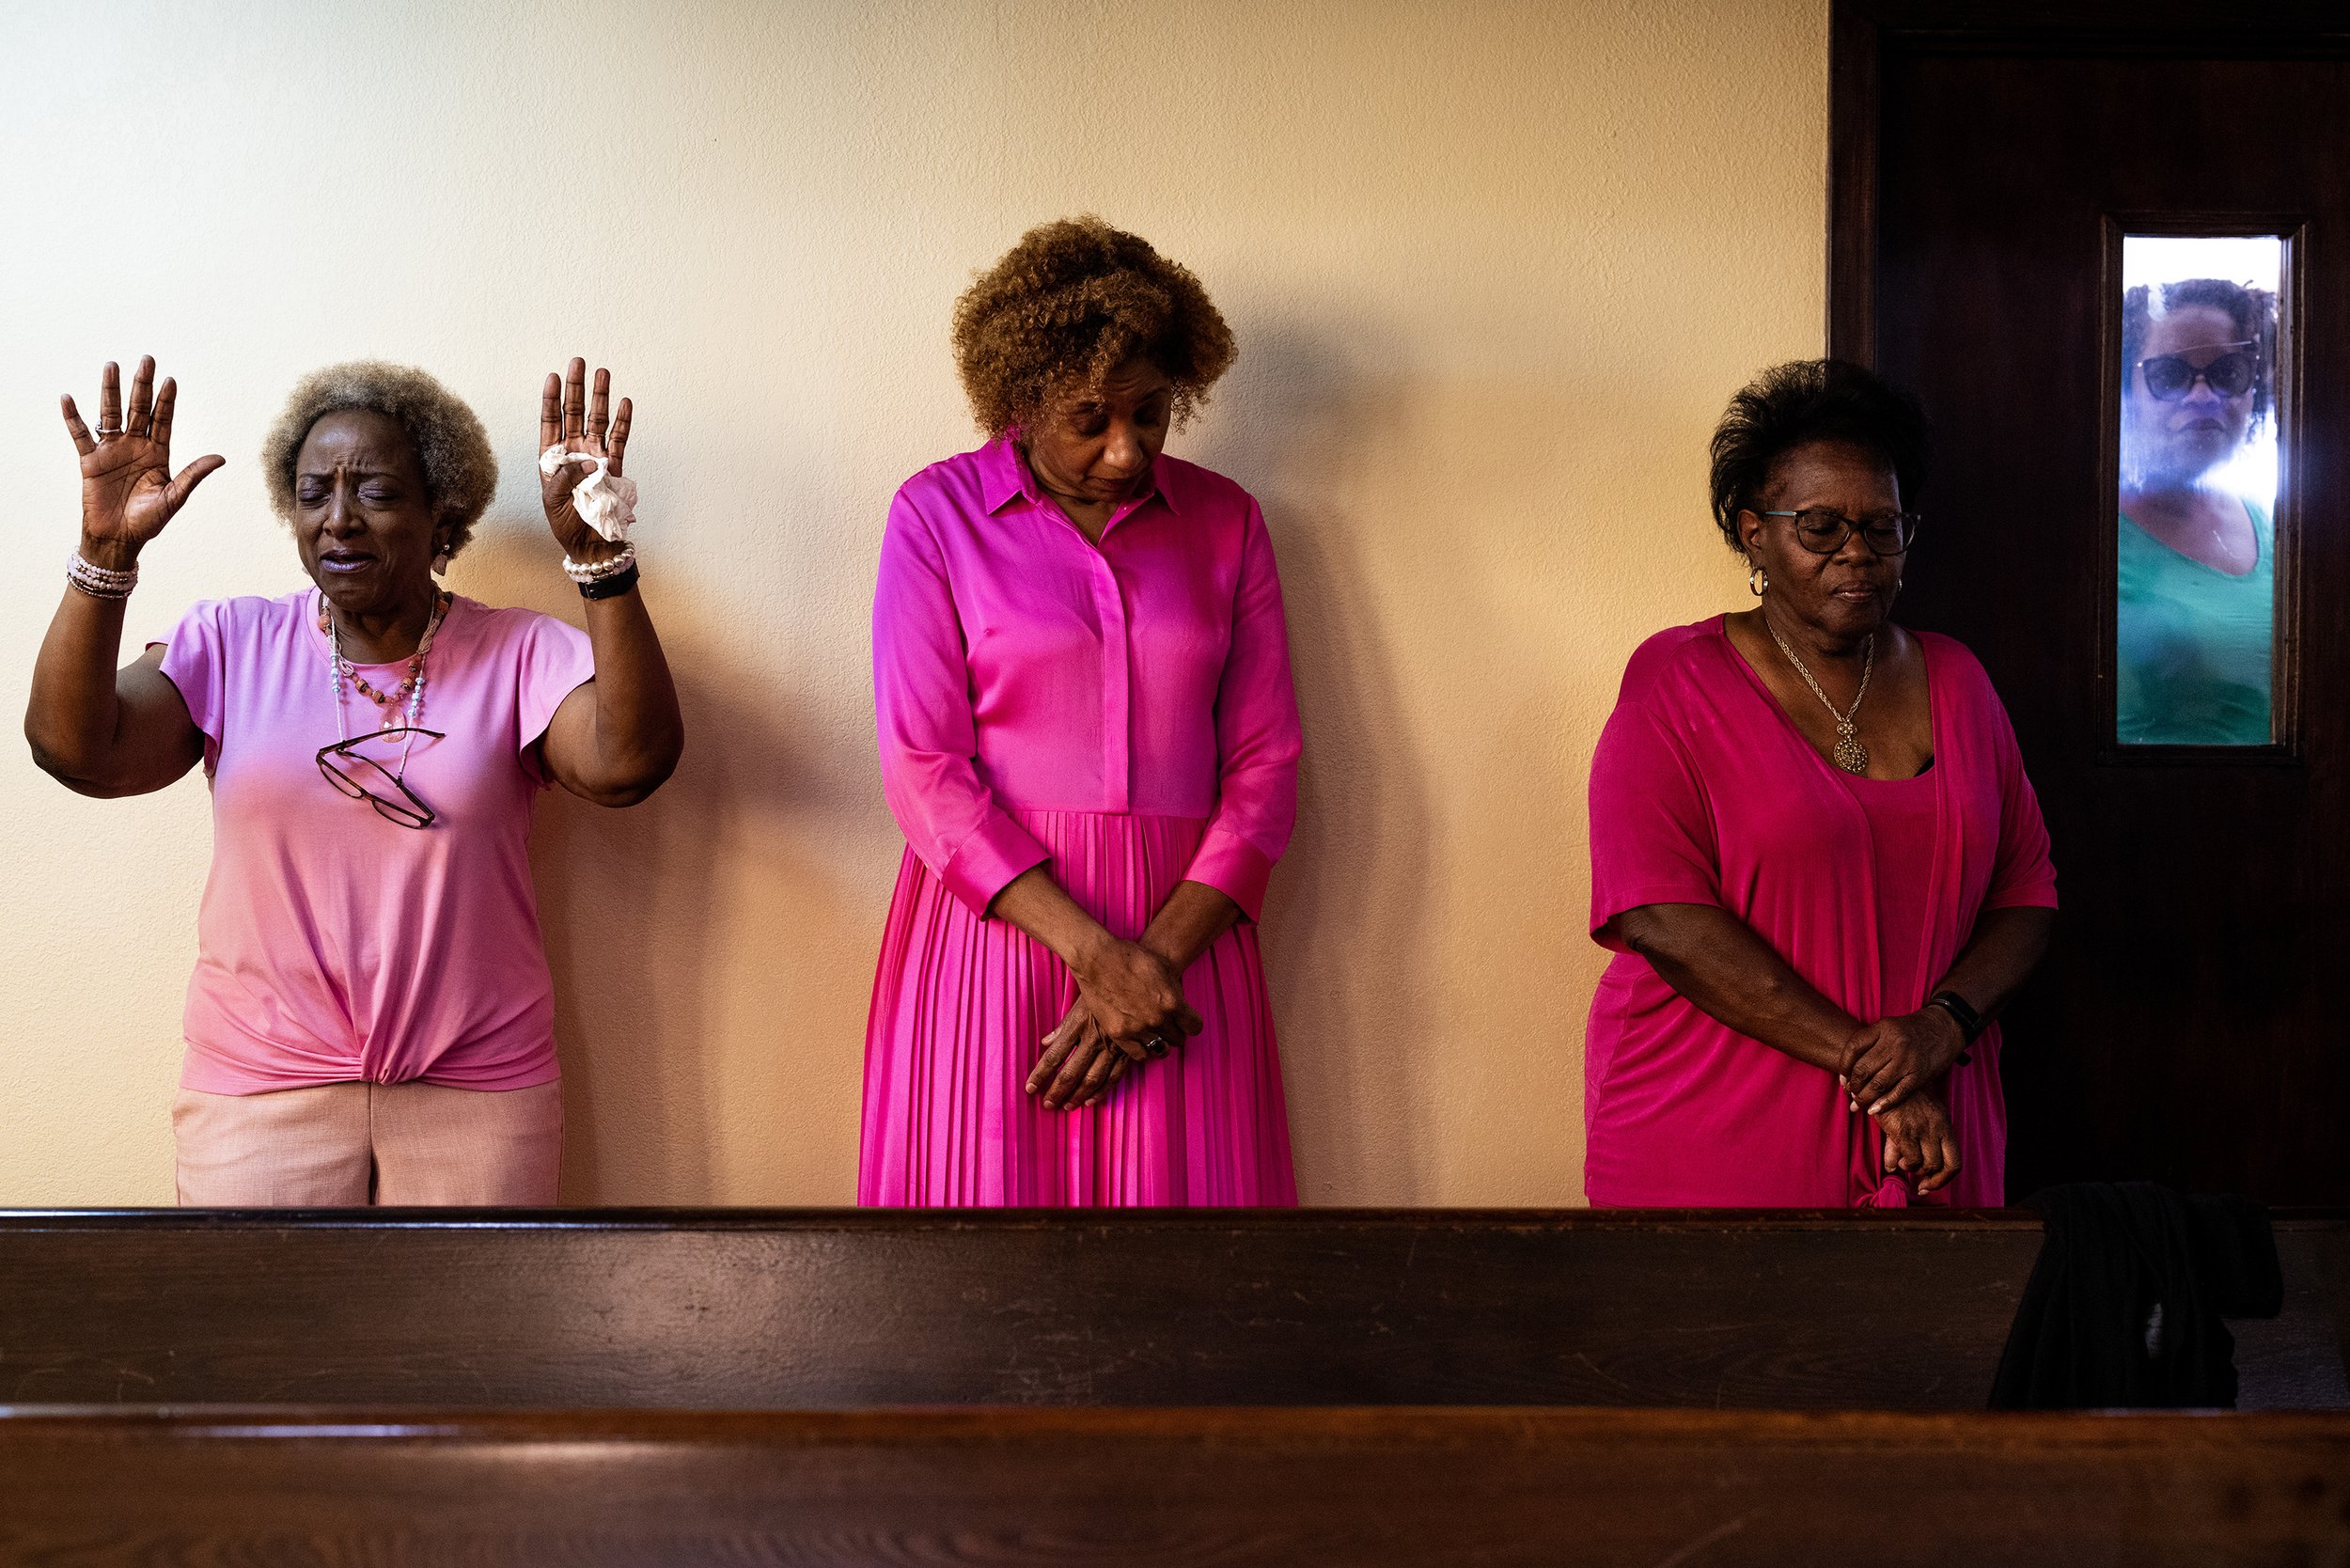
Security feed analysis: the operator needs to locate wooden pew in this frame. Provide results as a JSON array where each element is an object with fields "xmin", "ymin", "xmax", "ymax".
[
  {"xmin": 5, "ymin": 1405, "xmax": 2348, "ymax": 1566},
  {"xmin": 3, "ymin": 1209, "xmax": 2344, "ymax": 1409}
]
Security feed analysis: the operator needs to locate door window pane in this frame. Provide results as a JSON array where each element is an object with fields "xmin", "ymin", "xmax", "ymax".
[{"xmin": 2116, "ymin": 234, "xmax": 2284, "ymax": 746}]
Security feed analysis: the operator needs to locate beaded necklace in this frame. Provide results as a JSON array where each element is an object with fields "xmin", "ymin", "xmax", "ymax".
[{"xmin": 321, "ymin": 588, "xmax": 448, "ymax": 779}]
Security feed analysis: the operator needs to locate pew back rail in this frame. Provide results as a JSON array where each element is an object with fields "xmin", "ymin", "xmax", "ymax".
[{"xmin": 3, "ymin": 1209, "xmax": 2343, "ymax": 1409}]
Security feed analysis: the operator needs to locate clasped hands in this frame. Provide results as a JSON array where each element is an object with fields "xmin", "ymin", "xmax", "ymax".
[
  {"xmin": 1024, "ymin": 933, "xmax": 1202, "ymax": 1111},
  {"xmin": 1838, "ymin": 1005, "xmax": 1970, "ymax": 1195}
]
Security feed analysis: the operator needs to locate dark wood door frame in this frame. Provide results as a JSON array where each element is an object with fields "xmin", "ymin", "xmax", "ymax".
[
  {"xmin": 1827, "ymin": 3, "xmax": 2350, "ymax": 1201},
  {"xmin": 1829, "ymin": 1, "xmax": 2350, "ymax": 365}
]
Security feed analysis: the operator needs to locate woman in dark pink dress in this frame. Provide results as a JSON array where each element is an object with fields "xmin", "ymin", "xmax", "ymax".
[{"xmin": 1587, "ymin": 360, "xmax": 2058, "ymax": 1208}]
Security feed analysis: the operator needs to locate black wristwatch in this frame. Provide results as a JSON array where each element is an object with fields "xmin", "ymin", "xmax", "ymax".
[
  {"xmin": 1924, "ymin": 990, "xmax": 1984, "ymax": 1065},
  {"xmin": 579, "ymin": 563, "xmax": 640, "ymax": 601}
]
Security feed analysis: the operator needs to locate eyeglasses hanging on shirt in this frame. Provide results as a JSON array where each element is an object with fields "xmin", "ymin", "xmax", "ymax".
[
  {"xmin": 315, "ymin": 729, "xmax": 443, "ymax": 829},
  {"xmin": 318, "ymin": 588, "xmax": 447, "ymax": 829}
]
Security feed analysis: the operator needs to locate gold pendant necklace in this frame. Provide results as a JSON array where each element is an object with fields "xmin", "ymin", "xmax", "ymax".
[{"xmin": 1767, "ymin": 619, "xmax": 1873, "ymax": 775}]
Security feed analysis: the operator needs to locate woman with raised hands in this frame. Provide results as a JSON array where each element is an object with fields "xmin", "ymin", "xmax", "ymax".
[{"xmin": 25, "ymin": 354, "xmax": 682, "ymax": 1205}]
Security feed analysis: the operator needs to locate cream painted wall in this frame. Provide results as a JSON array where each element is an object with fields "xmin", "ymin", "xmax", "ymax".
[{"xmin": 0, "ymin": 0, "xmax": 1825, "ymax": 1206}]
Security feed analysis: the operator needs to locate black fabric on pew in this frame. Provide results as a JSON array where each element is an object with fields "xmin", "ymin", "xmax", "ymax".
[{"xmin": 1991, "ymin": 1184, "xmax": 2282, "ymax": 1409}]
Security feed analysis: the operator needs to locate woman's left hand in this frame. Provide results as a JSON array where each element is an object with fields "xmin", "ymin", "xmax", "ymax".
[
  {"xmin": 1874, "ymin": 1089, "xmax": 1962, "ymax": 1195},
  {"xmin": 539, "ymin": 356, "xmax": 632, "ymax": 560},
  {"xmin": 1026, "ymin": 996, "xmax": 1145, "ymax": 1110},
  {"xmin": 1839, "ymin": 1007, "xmax": 1968, "ymax": 1114}
]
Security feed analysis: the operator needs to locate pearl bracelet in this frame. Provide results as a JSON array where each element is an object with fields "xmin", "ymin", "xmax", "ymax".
[
  {"xmin": 67, "ymin": 552, "xmax": 139, "ymax": 599},
  {"xmin": 561, "ymin": 544, "xmax": 638, "ymax": 586}
]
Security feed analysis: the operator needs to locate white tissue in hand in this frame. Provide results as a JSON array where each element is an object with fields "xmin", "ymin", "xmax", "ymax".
[{"xmin": 539, "ymin": 445, "xmax": 638, "ymax": 543}]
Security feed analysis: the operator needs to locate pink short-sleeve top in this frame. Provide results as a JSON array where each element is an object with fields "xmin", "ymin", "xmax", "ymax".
[
  {"xmin": 872, "ymin": 439, "xmax": 1302, "ymax": 919},
  {"xmin": 156, "ymin": 589, "xmax": 595, "ymax": 1094},
  {"xmin": 1584, "ymin": 617, "xmax": 2058, "ymax": 1207}
]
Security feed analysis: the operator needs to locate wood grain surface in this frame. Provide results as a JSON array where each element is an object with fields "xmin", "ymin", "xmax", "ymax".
[
  {"xmin": 1, "ymin": 1209, "xmax": 2341, "ymax": 1410},
  {"xmin": 4, "ymin": 1405, "xmax": 2347, "ymax": 1566}
]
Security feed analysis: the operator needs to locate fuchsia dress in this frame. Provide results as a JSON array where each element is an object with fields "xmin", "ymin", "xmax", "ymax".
[
  {"xmin": 1585, "ymin": 618, "xmax": 2058, "ymax": 1208},
  {"xmin": 860, "ymin": 440, "xmax": 1301, "ymax": 1206}
]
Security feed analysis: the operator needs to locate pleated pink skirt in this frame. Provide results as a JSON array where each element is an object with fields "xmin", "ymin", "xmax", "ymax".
[{"xmin": 858, "ymin": 808, "xmax": 1297, "ymax": 1207}]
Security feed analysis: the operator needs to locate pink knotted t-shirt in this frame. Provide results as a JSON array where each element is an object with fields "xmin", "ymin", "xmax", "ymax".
[{"xmin": 157, "ymin": 590, "xmax": 594, "ymax": 1093}]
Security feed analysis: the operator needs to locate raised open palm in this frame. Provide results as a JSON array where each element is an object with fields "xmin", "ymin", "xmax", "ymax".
[
  {"xmin": 539, "ymin": 356, "xmax": 634, "ymax": 559},
  {"xmin": 61, "ymin": 357, "xmax": 225, "ymax": 563}
]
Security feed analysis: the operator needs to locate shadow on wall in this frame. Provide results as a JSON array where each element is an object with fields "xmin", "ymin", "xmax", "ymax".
[
  {"xmin": 453, "ymin": 521, "xmax": 817, "ymax": 1205},
  {"xmin": 1198, "ymin": 323, "xmax": 1437, "ymax": 1205}
]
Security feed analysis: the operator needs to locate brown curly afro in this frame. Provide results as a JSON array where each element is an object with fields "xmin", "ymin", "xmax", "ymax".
[{"xmin": 951, "ymin": 215, "xmax": 1236, "ymax": 439}]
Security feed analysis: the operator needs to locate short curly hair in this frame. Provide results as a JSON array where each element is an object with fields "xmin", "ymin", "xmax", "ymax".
[
  {"xmin": 260, "ymin": 361, "xmax": 498, "ymax": 559},
  {"xmin": 951, "ymin": 215, "xmax": 1236, "ymax": 439},
  {"xmin": 2122, "ymin": 277, "xmax": 2278, "ymax": 436},
  {"xmin": 1707, "ymin": 359, "xmax": 1929, "ymax": 553}
]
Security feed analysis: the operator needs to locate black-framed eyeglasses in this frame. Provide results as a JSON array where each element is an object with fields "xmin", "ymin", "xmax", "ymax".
[
  {"xmin": 317, "ymin": 727, "xmax": 442, "ymax": 829},
  {"xmin": 2137, "ymin": 343, "xmax": 2258, "ymax": 401},
  {"xmin": 1753, "ymin": 507, "xmax": 1919, "ymax": 557}
]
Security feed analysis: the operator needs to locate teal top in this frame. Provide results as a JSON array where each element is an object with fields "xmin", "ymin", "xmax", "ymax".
[{"xmin": 2116, "ymin": 501, "xmax": 2273, "ymax": 745}]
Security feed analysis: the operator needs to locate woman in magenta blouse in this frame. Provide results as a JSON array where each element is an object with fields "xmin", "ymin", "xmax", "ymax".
[
  {"xmin": 1587, "ymin": 360, "xmax": 2057, "ymax": 1208},
  {"xmin": 26, "ymin": 355, "xmax": 682, "ymax": 1205},
  {"xmin": 861, "ymin": 218, "xmax": 1301, "ymax": 1206}
]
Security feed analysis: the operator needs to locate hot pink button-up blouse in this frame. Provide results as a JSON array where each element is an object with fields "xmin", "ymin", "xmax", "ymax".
[{"xmin": 872, "ymin": 439, "xmax": 1300, "ymax": 918}]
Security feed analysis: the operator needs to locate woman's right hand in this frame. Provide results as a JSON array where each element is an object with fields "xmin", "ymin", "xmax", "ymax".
[
  {"xmin": 61, "ymin": 356, "xmax": 224, "ymax": 570},
  {"xmin": 1024, "ymin": 934, "xmax": 1202, "ymax": 1108},
  {"xmin": 1072, "ymin": 933, "xmax": 1203, "ymax": 1052},
  {"xmin": 1873, "ymin": 1090, "xmax": 1962, "ymax": 1196}
]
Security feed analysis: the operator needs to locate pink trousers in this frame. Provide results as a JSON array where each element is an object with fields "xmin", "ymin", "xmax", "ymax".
[{"xmin": 171, "ymin": 1079, "xmax": 564, "ymax": 1206}]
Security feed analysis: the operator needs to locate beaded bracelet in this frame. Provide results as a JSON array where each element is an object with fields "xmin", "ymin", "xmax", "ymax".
[
  {"xmin": 561, "ymin": 544, "xmax": 637, "ymax": 587},
  {"xmin": 67, "ymin": 552, "xmax": 138, "ymax": 599}
]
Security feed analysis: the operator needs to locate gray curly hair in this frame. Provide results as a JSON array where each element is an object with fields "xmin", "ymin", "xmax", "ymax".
[{"xmin": 260, "ymin": 361, "xmax": 499, "ymax": 559}]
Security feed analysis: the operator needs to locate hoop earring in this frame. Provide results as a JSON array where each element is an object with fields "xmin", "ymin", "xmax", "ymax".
[{"xmin": 1748, "ymin": 565, "xmax": 1768, "ymax": 598}]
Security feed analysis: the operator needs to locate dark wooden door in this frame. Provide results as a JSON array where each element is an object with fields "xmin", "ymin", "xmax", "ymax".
[{"xmin": 1834, "ymin": 6, "xmax": 2350, "ymax": 1201}]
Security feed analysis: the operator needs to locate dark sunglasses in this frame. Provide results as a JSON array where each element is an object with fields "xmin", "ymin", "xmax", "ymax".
[
  {"xmin": 316, "ymin": 727, "xmax": 442, "ymax": 829},
  {"xmin": 1753, "ymin": 507, "xmax": 1919, "ymax": 557},
  {"xmin": 2138, "ymin": 344, "xmax": 2257, "ymax": 401}
]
